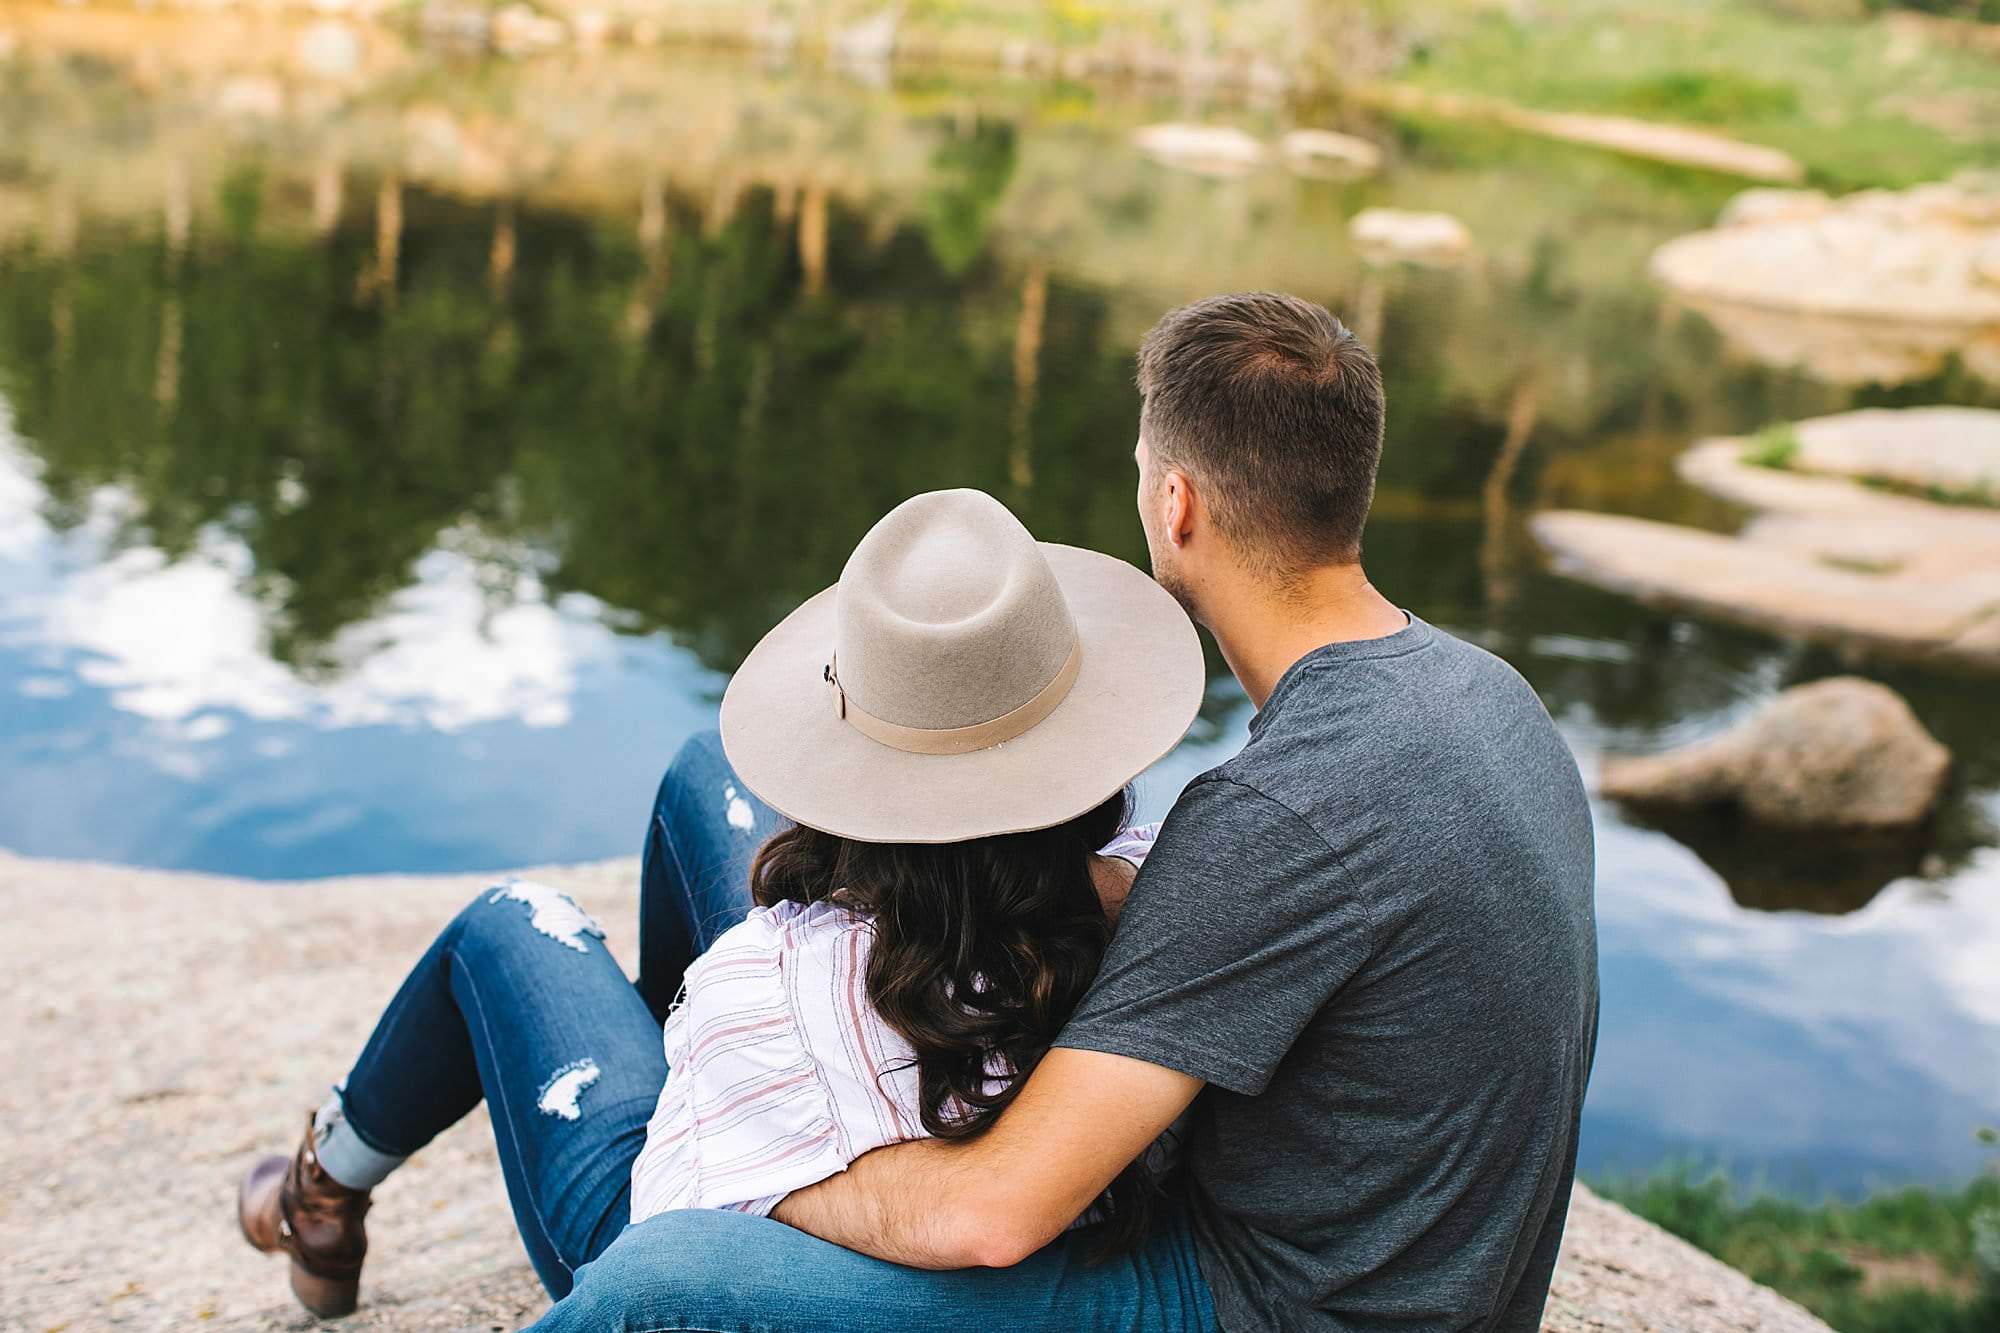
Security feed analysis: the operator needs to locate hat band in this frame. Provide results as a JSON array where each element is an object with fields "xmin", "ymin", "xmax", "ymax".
[{"xmin": 826, "ymin": 640, "xmax": 1082, "ymax": 756}]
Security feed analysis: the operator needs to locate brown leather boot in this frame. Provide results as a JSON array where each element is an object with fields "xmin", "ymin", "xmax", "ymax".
[{"xmin": 238, "ymin": 1112, "xmax": 373, "ymax": 1318}]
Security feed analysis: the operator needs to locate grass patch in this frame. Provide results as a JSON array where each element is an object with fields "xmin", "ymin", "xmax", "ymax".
[
  {"xmin": 1397, "ymin": 0, "xmax": 2000, "ymax": 187},
  {"xmin": 1855, "ymin": 475, "xmax": 2000, "ymax": 509},
  {"xmin": 1607, "ymin": 69, "xmax": 1801, "ymax": 123},
  {"xmin": 1743, "ymin": 423, "xmax": 1803, "ymax": 469},
  {"xmin": 1740, "ymin": 425, "xmax": 2000, "ymax": 507},
  {"xmin": 1818, "ymin": 552, "xmax": 1903, "ymax": 574},
  {"xmin": 1595, "ymin": 1164, "xmax": 2000, "ymax": 1333}
]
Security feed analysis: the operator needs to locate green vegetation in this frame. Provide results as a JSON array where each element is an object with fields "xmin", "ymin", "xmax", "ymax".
[
  {"xmin": 1818, "ymin": 553, "xmax": 1903, "ymax": 574},
  {"xmin": 1740, "ymin": 424, "xmax": 2000, "ymax": 506},
  {"xmin": 1876, "ymin": 0, "xmax": 2000, "ymax": 22},
  {"xmin": 379, "ymin": 0, "xmax": 1997, "ymax": 189},
  {"xmin": 1744, "ymin": 423, "xmax": 1803, "ymax": 469},
  {"xmin": 1397, "ymin": 0, "xmax": 2000, "ymax": 187},
  {"xmin": 1860, "ymin": 475, "xmax": 2000, "ymax": 509},
  {"xmin": 928, "ymin": 0, "xmax": 2000, "ymax": 188},
  {"xmin": 1605, "ymin": 69, "xmax": 1801, "ymax": 124},
  {"xmin": 1598, "ymin": 1162, "xmax": 2000, "ymax": 1333}
]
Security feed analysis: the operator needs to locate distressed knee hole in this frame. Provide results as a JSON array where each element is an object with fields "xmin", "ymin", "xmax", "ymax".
[
  {"xmin": 537, "ymin": 1058, "xmax": 601, "ymax": 1121},
  {"xmin": 487, "ymin": 878, "xmax": 606, "ymax": 953},
  {"xmin": 723, "ymin": 783, "xmax": 754, "ymax": 833}
]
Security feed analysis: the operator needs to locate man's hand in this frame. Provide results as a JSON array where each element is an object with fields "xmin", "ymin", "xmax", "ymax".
[{"xmin": 771, "ymin": 1047, "xmax": 1202, "ymax": 1269}]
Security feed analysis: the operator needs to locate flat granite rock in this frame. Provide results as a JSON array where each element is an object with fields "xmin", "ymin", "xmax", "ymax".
[
  {"xmin": 0, "ymin": 852, "xmax": 1829, "ymax": 1332},
  {"xmin": 1535, "ymin": 408, "xmax": 2000, "ymax": 672},
  {"xmin": 1651, "ymin": 180, "xmax": 2000, "ymax": 386}
]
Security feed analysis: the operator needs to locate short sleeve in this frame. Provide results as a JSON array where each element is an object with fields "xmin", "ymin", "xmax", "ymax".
[{"xmin": 1055, "ymin": 778, "xmax": 1370, "ymax": 1095}]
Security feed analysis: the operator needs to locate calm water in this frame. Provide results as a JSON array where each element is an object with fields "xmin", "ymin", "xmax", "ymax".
[{"xmin": 4, "ymin": 45, "xmax": 1998, "ymax": 1195}]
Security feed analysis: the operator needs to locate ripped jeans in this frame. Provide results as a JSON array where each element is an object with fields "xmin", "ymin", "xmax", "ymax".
[{"xmin": 328, "ymin": 730, "xmax": 783, "ymax": 1297}]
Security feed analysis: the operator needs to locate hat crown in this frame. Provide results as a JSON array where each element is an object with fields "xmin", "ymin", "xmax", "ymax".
[{"xmin": 834, "ymin": 490, "xmax": 1078, "ymax": 732}]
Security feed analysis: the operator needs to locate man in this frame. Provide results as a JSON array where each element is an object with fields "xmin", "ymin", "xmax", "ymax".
[{"xmin": 542, "ymin": 292, "xmax": 1598, "ymax": 1330}]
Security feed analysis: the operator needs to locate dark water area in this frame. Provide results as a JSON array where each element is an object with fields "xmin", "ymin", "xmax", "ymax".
[{"xmin": 3, "ymin": 50, "xmax": 1997, "ymax": 1197}]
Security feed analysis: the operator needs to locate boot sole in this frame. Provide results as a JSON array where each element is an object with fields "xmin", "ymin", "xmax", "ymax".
[{"xmin": 290, "ymin": 1259, "xmax": 360, "ymax": 1319}]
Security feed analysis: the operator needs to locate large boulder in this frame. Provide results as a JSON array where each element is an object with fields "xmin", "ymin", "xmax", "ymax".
[
  {"xmin": 1599, "ymin": 678, "xmax": 1950, "ymax": 831},
  {"xmin": 1655, "ymin": 177, "xmax": 2000, "ymax": 322}
]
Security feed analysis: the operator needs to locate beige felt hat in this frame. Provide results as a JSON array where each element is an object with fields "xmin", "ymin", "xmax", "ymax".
[{"xmin": 719, "ymin": 489, "xmax": 1204, "ymax": 843}]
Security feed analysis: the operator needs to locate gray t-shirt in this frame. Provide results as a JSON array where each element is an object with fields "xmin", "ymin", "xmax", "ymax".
[{"xmin": 1058, "ymin": 616, "xmax": 1598, "ymax": 1332}]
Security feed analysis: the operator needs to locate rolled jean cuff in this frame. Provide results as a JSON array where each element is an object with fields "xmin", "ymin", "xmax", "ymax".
[{"xmin": 314, "ymin": 1086, "xmax": 407, "ymax": 1191}]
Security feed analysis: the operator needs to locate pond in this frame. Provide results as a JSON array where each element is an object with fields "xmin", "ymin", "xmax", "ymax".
[{"xmin": 4, "ymin": 38, "xmax": 1998, "ymax": 1198}]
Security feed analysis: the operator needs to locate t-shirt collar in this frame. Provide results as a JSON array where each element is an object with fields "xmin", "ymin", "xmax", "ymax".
[{"xmin": 1249, "ymin": 612, "xmax": 1428, "ymax": 736}]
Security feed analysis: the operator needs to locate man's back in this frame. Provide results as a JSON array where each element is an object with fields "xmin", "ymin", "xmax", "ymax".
[{"xmin": 1058, "ymin": 617, "xmax": 1598, "ymax": 1330}]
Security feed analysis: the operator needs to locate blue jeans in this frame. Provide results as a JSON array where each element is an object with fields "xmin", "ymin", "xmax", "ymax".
[
  {"xmin": 335, "ymin": 731, "xmax": 784, "ymax": 1295},
  {"xmin": 529, "ymin": 1202, "xmax": 1217, "ymax": 1332},
  {"xmin": 336, "ymin": 730, "xmax": 1217, "ymax": 1330}
]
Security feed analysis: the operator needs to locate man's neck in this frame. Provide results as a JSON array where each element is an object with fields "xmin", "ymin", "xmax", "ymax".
[{"xmin": 1202, "ymin": 563, "xmax": 1407, "ymax": 709}]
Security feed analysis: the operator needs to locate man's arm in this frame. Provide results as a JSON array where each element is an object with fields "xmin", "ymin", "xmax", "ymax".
[{"xmin": 771, "ymin": 1047, "xmax": 1202, "ymax": 1269}]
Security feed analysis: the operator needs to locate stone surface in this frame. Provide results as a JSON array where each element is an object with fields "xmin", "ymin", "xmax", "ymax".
[
  {"xmin": 1278, "ymin": 128, "xmax": 1382, "ymax": 177},
  {"xmin": 0, "ymin": 848, "xmax": 1832, "ymax": 1331},
  {"xmin": 1350, "ymin": 207, "xmax": 1470, "ymax": 266},
  {"xmin": 1717, "ymin": 187, "xmax": 1830, "ymax": 229},
  {"xmin": 1132, "ymin": 122, "xmax": 1268, "ymax": 177},
  {"xmin": 1359, "ymin": 85, "xmax": 1803, "ymax": 183},
  {"xmin": 1669, "ymin": 292, "xmax": 2000, "ymax": 387},
  {"xmin": 1654, "ymin": 178, "xmax": 2000, "ymax": 384},
  {"xmin": 1779, "ymin": 406, "xmax": 2000, "ymax": 497},
  {"xmin": 1506, "ymin": 107, "xmax": 1804, "ymax": 183},
  {"xmin": 1545, "ymin": 1188, "xmax": 1831, "ymax": 1333},
  {"xmin": 1599, "ymin": 677, "xmax": 1952, "ymax": 831},
  {"xmin": 1535, "ymin": 408, "xmax": 2000, "ymax": 670}
]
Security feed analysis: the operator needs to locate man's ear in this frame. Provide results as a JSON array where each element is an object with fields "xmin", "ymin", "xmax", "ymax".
[{"xmin": 1162, "ymin": 469, "xmax": 1197, "ymax": 549}]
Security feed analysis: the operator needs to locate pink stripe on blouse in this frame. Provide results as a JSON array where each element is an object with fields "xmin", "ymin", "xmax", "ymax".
[{"xmin": 628, "ymin": 824, "xmax": 1162, "ymax": 1224}]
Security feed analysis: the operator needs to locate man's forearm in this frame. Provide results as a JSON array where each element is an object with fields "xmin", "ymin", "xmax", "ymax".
[
  {"xmin": 772, "ymin": 1138, "xmax": 1046, "ymax": 1269},
  {"xmin": 771, "ymin": 1049, "xmax": 1201, "ymax": 1268}
]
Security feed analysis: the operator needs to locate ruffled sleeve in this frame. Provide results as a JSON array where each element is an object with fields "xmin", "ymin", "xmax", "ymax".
[
  {"xmin": 1099, "ymin": 821, "xmax": 1162, "ymax": 868},
  {"xmin": 628, "ymin": 901, "xmax": 923, "ymax": 1224}
]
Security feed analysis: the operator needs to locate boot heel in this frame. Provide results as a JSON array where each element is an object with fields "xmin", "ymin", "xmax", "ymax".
[{"xmin": 289, "ymin": 1260, "xmax": 359, "ymax": 1319}]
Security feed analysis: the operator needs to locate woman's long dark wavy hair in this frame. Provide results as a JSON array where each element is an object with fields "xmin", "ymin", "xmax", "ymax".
[{"xmin": 748, "ymin": 787, "xmax": 1157, "ymax": 1258}]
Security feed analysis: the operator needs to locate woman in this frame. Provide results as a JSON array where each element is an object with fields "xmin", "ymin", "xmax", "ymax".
[{"xmin": 235, "ymin": 488, "xmax": 1205, "ymax": 1319}]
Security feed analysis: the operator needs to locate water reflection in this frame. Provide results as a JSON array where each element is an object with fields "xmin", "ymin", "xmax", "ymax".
[
  {"xmin": 4, "ymin": 48, "xmax": 1999, "ymax": 1191},
  {"xmin": 1583, "ymin": 815, "xmax": 2000, "ymax": 1191}
]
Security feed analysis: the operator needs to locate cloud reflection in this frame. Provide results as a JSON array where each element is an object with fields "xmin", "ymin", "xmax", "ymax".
[{"xmin": 1, "ymin": 424, "xmax": 613, "ymax": 739}]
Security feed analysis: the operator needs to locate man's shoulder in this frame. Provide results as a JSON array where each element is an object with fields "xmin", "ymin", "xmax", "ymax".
[{"xmin": 1150, "ymin": 767, "xmax": 1332, "ymax": 871}]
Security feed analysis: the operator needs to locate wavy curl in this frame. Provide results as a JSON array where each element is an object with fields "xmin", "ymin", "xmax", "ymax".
[{"xmin": 747, "ymin": 789, "xmax": 1157, "ymax": 1258}]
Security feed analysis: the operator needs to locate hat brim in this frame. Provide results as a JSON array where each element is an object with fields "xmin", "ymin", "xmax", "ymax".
[{"xmin": 719, "ymin": 544, "xmax": 1205, "ymax": 844}]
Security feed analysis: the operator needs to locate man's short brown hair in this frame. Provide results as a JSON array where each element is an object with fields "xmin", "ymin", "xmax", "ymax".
[{"xmin": 1137, "ymin": 292, "xmax": 1385, "ymax": 572}]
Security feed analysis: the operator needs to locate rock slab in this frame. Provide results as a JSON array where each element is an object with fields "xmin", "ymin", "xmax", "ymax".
[
  {"xmin": 1652, "ymin": 178, "xmax": 2000, "ymax": 385},
  {"xmin": 1600, "ymin": 677, "xmax": 1952, "ymax": 830},
  {"xmin": 1351, "ymin": 207, "xmax": 1471, "ymax": 266},
  {"xmin": 1535, "ymin": 407, "xmax": 2000, "ymax": 671},
  {"xmin": 0, "ymin": 850, "xmax": 1829, "ymax": 1331}
]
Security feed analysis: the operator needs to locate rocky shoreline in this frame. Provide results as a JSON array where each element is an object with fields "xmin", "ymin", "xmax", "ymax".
[
  {"xmin": 0, "ymin": 848, "xmax": 1832, "ymax": 1331},
  {"xmin": 1535, "ymin": 407, "xmax": 2000, "ymax": 673}
]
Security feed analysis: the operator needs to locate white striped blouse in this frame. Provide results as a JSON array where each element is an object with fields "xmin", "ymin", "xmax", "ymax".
[{"xmin": 628, "ymin": 825, "xmax": 1161, "ymax": 1224}]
